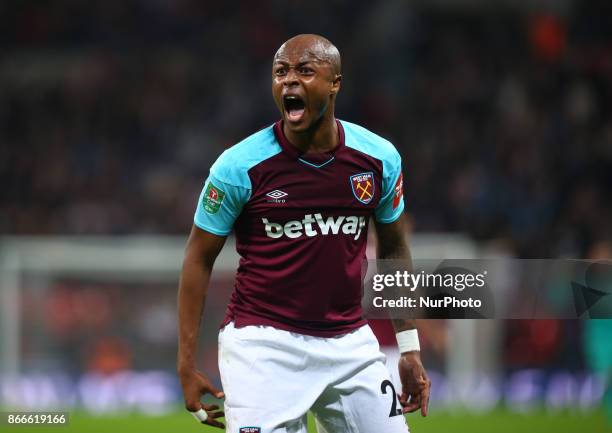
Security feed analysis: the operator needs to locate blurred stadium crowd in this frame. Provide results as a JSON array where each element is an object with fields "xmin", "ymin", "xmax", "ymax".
[{"xmin": 2, "ymin": 0, "xmax": 611, "ymax": 259}]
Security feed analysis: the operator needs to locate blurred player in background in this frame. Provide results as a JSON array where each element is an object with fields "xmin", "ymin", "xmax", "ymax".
[{"xmin": 177, "ymin": 34, "xmax": 430, "ymax": 432}]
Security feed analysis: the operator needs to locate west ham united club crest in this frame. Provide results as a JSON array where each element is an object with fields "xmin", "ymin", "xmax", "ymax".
[{"xmin": 350, "ymin": 172, "xmax": 375, "ymax": 204}]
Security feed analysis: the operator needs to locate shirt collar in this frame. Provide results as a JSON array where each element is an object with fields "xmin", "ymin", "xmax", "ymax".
[{"xmin": 273, "ymin": 119, "xmax": 345, "ymax": 161}]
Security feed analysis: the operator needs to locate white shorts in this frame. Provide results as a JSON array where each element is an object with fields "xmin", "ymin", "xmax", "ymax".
[{"xmin": 218, "ymin": 322, "xmax": 410, "ymax": 433}]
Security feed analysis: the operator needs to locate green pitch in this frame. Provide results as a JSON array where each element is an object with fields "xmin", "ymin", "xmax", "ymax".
[{"xmin": 4, "ymin": 408, "xmax": 610, "ymax": 433}]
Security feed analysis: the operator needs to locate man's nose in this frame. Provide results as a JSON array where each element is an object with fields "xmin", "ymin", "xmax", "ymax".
[{"xmin": 283, "ymin": 68, "xmax": 299, "ymax": 86}]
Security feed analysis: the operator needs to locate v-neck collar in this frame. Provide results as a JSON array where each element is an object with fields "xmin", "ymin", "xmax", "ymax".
[{"xmin": 273, "ymin": 119, "xmax": 345, "ymax": 167}]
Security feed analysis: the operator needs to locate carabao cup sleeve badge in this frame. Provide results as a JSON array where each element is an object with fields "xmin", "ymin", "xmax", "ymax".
[
  {"xmin": 203, "ymin": 182, "xmax": 226, "ymax": 214},
  {"xmin": 350, "ymin": 172, "xmax": 375, "ymax": 204}
]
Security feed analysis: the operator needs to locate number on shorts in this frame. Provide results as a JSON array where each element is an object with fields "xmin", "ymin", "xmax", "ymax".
[{"xmin": 380, "ymin": 379, "xmax": 402, "ymax": 417}]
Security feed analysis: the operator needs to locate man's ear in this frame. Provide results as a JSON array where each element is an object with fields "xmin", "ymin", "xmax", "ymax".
[{"xmin": 330, "ymin": 74, "xmax": 342, "ymax": 95}]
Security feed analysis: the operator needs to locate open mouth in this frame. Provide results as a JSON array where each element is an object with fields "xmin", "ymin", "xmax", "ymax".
[{"xmin": 283, "ymin": 95, "xmax": 305, "ymax": 122}]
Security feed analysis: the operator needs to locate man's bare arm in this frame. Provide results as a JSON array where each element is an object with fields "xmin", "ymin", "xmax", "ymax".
[
  {"xmin": 374, "ymin": 214, "xmax": 431, "ymax": 417},
  {"xmin": 177, "ymin": 225, "xmax": 227, "ymax": 428},
  {"xmin": 374, "ymin": 214, "xmax": 416, "ymax": 333}
]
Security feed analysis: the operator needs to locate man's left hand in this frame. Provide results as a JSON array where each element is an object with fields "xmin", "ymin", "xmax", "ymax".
[{"xmin": 398, "ymin": 351, "xmax": 431, "ymax": 416}]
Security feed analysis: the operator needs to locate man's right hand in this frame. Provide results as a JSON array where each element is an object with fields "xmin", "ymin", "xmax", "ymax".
[{"xmin": 178, "ymin": 368, "xmax": 226, "ymax": 429}]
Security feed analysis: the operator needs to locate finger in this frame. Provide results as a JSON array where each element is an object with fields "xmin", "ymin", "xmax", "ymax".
[
  {"xmin": 202, "ymin": 383, "xmax": 225, "ymax": 399},
  {"xmin": 210, "ymin": 411, "xmax": 225, "ymax": 419},
  {"xmin": 206, "ymin": 419, "xmax": 225, "ymax": 429},
  {"xmin": 203, "ymin": 404, "xmax": 219, "ymax": 411},
  {"xmin": 420, "ymin": 386, "xmax": 430, "ymax": 417},
  {"xmin": 399, "ymin": 392, "xmax": 416, "ymax": 405},
  {"xmin": 420, "ymin": 399, "xmax": 429, "ymax": 416},
  {"xmin": 402, "ymin": 402, "xmax": 421, "ymax": 413},
  {"xmin": 184, "ymin": 400, "xmax": 202, "ymax": 412},
  {"xmin": 402, "ymin": 394, "xmax": 421, "ymax": 413},
  {"xmin": 209, "ymin": 388, "xmax": 225, "ymax": 399}
]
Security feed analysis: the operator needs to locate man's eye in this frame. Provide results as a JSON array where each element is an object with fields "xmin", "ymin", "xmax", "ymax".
[
  {"xmin": 299, "ymin": 67, "xmax": 313, "ymax": 74},
  {"xmin": 275, "ymin": 68, "xmax": 286, "ymax": 76}
]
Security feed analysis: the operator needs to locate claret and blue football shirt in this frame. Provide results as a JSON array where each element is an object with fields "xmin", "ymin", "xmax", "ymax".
[{"xmin": 194, "ymin": 120, "xmax": 404, "ymax": 337}]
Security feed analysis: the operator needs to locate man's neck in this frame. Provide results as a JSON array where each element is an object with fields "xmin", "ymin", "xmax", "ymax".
[{"xmin": 283, "ymin": 115, "xmax": 338, "ymax": 154}]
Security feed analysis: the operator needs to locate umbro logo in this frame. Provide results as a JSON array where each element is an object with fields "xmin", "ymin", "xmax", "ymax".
[
  {"xmin": 266, "ymin": 190, "xmax": 288, "ymax": 199},
  {"xmin": 266, "ymin": 189, "xmax": 288, "ymax": 203}
]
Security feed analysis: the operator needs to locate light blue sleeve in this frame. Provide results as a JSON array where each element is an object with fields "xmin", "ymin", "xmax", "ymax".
[
  {"xmin": 374, "ymin": 150, "xmax": 404, "ymax": 224},
  {"xmin": 193, "ymin": 173, "xmax": 250, "ymax": 236},
  {"xmin": 192, "ymin": 125, "xmax": 280, "ymax": 235}
]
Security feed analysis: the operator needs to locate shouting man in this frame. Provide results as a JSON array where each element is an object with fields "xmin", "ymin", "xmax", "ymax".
[{"xmin": 177, "ymin": 34, "xmax": 430, "ymax": 433}]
